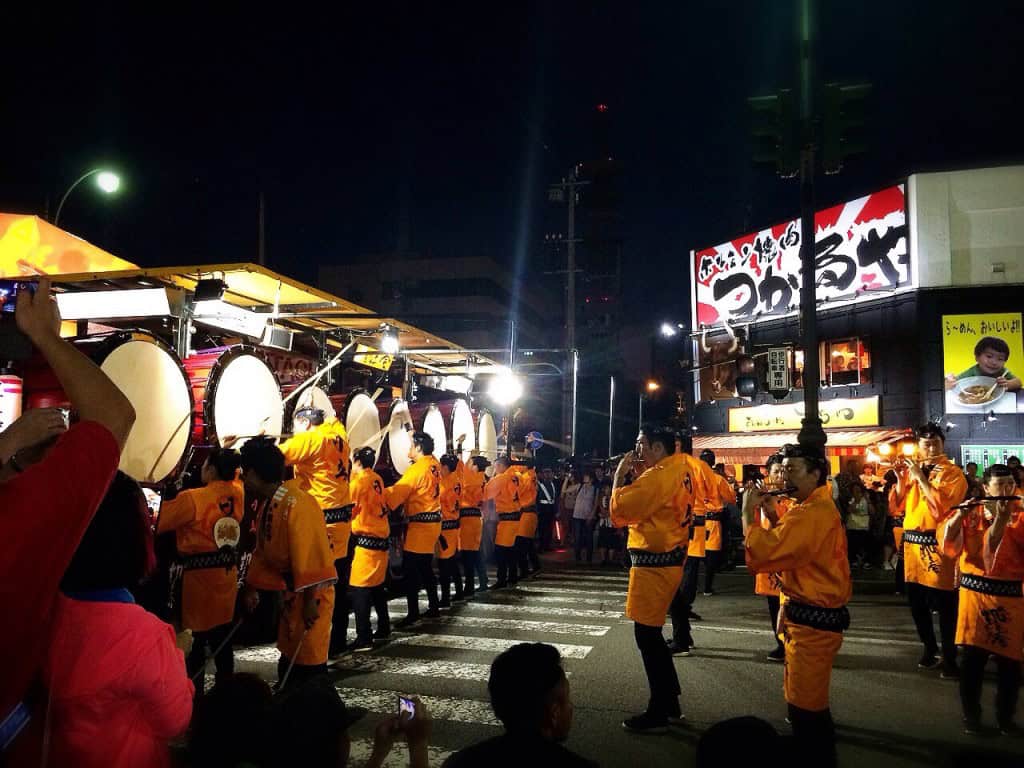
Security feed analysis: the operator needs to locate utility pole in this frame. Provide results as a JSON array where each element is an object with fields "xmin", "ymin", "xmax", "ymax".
[
  {"xmin": 258, "ymin": 192, "xmax": 266, "ymax": 266},
  {"xmin": 795, "ymin": 0, "xmax": 827, "ymax": 454},
  {"xmin": 607, "ymin": 375, "xmax": 615, "ymax": 457}
]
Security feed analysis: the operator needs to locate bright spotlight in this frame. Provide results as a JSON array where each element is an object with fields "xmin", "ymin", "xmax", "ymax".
[
  {"xmin": 488, "ymin": 372, "xmax": 524, "ymax": 406},
  {"xmin": 660, "ymin": 322, "xmax": 677, "ymax": 338},
  {"xmin": 380, "ymin": 324, "xmax": 400, "ymax": 354},
  {"xmin": 96, "ymin": 171, "xmax": 121, "ymax": 194}
]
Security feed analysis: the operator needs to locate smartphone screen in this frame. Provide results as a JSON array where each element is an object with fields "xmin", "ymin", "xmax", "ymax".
[
  {"xmin": 0, "ymin": 281, "xmax": 37, "ymax": 314},
  {"xmin": 398, "ymin": 696, "xmax": 416, "ymax": 720}
]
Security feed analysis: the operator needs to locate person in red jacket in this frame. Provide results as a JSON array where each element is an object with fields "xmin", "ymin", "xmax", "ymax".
[
  {"xmin": 36, "ymin": 472, "xmax": 193, "ymax": 768},
  {"xmin": 0, "ymin": 278, "xmax": 136, "ymax": 752}
]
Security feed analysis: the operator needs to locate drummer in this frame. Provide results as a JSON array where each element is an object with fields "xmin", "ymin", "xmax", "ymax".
[
  {"xmin": 278, "ymin": 406, "xmax": 354, "ymax": 658},
  {"xmin": 156, "ymin": 447, "xmax": 245, "ymax": 697},
  {"xmin": 438, "ymin": 453, "xmax": 465, "ymax": 606},
  {"xmin": 460, "ymin": 455, "xmax": 490, "ymax": 595}
]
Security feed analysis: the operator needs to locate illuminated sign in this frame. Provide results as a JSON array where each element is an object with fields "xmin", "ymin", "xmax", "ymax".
[
  {"xmin": 728, "ymin": 396, "xmax": 880, "ymax": 432},
  {"xmin": 353, "ymin": 344, "xmax": 394, "ymax": 371}
]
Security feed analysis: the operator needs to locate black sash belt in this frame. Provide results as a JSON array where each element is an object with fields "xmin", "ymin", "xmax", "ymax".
[
  {"xmin": 441, "ymin": 519, "xmax": 460, "ymax": 531},
  {"xmin": 706, "ymin": 511, "xmax": 726, "ymax": 522},
  {"xmin": 354, "ymin": 535, "xmax": 390, "ymax": 551},
  {"xmin": 408, "ymin": 511, "xmax": 442, "ymax": 523},
  {"xmin": 180, "ymin": 550, "xmax": 237, "ymax": 571},
  {"xmin": 324, "ymin": 504, "xmax": 354, "ymax": 524},
  {"xmin": 961, "ymin": 573, "xmax": 1024, "ymax": 598},
  {"xmin": 520, "ymin": 505, "xmax": 537, "ymax": 514},
  {"xmin": 459, "ymin": 507, "xmax": 482, "ymax": 518},
  {"xmin": 784, "ymin": 600, "xmax": 851, "ymax": 633},
  {"xmin": 628, "ymin": 546, "xmax": 686, "ymax": 568},
  {"xmin": 498, "ymin": 512, "xmax": 522, "ymax": 522},
  {"xmin": 692, "ymin": 515, "xmax": 707, "ymax": 526},
  {"xmin": 903, "ymin": 530, "xmax": 938, "ymax": 547}
]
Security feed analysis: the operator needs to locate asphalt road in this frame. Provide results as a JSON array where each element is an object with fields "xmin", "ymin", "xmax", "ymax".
[{"xmin": 224, "ymin": 552, "xmax": 1024, "ymax": 767}]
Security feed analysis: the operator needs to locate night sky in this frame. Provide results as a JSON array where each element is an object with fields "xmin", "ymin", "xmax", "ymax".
[{"xmin": 2, "ymin": 1, "xmax": 1021, "ymax": 327}]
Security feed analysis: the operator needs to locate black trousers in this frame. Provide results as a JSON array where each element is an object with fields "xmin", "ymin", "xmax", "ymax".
[
  {"xmin": 276, "ymin": 656, "xmax": 328, "ymax": 692},
  {"xmin": 438, "ymin": 556, "xmax": 464, "ymax": 602},
  {"xmin": 668, "ymin": 586, "xmax": 692, "ymax": 647},
  {"xmin": 461, "ymin": 549, "xmax": 481, "ymax": 593},
  {"xmin": 907, "ymin": 582, "xmax": 958, "ymax": 665},
  {"xmin": 634, "ymin": 622, "xmax": 681, "ymax": 717},
  {"xmin": 404, "ymin": 551, "xmax": 439, "ymax": 616},
  {"xmin": 515, "ymin": 535, "xmax": 539, "ymax": 579},
  {"xmin": 495, "ymin": 545, "xmax": 517, "ymax": 585},
  {"xmin": 704, "ymin": 549, "xmax": 721, "ymax": 593},
  {"xmin": 681, "ymin": 555, "xmax": 701, "ymax": 609},
  {"xmin": 788, "ymin": 704, "xmax": 836, "ymax": 768},
  {"xmin": 350, "ymin": 585, "xmax": 390, "ymax": 642},
  {"xmin": 330, "ymin": 556, "xmax": 351, "ymax": 652},
  {"xmin": 960, "ymin": 644, "xmax": 1021, "ymax": 726},
  {"xmin": 186, "ymin": 621, "xmax": 236, "ymax": 697},
  {"xmin": 767, "ymin": 595, "xmax": 784, "ymax": 650},
  {"xmin": 538, "ymin": 505, "xmax": 556, "ymax": 551}
]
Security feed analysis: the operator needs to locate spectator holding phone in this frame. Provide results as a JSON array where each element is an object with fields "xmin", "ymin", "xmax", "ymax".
[{"xmin": 0, "ymin": 278, "xmax": 136, "ymax": 751}]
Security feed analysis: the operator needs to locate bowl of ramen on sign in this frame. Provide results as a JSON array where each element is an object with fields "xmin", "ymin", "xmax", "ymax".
[{"xmin": 953, "ymin": 376, "xmax": 1005, "ymax": 409}]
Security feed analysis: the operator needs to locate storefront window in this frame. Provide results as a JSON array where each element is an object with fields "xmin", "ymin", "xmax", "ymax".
[{"xmin": 825, "ymin": 338, "xmax": 872, "ymax": 386}]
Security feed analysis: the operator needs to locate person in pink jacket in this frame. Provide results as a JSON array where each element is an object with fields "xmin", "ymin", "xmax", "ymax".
[{"xmin": 24, "ymin": 472, "xmax": 193, "ymax": 767}]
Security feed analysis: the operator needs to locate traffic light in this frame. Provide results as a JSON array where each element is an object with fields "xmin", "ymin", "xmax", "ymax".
[
  {"xmin": 748, "ymin": 89, "xmax": 799, "ymax": 178},
  {"xmin": 735, "ymin": 354, "xmax": 758, "ymax": 398},
  {"xmin": 822, "ymin": 82, "xmax": 871, "ymax": 175}
]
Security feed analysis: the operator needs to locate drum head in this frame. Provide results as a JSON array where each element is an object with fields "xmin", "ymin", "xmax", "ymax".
[
  {"xmin": 386, "ymin": 399, "xmax": 414, "ymax": 475},
  {"xmin": 100, "ymin": 336, "xmax": 193, "ymax": 484},
  {"xmin": 211, "ymin": 352, "xmax": 284, "ymax": 448},
  {"xmin": 344, "ymin": 391, "xmax": 384, "ymax": 453},
  {"xmin": 289, "ymin": 385, "xmax": 336, "ymax": 422},
  {"xmin": 477, "ymin": 410, "xmax": 498, "ymax": 461},
  {"xmin": 450, "ymin": 399, "xmax": 476, "ymax": 463},
  {"xmin": 421, "ymin": 405, "xmax": 448, "ymax": 460}
]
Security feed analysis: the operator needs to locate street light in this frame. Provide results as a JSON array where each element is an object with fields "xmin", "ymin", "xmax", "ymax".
[
  {"xmin": 53, "ymin": 168, "xmax": 122, "ymax": 228},
  {"xmin": 646, "ymin": 379, "xmax": 661, "ymax": 392},
  {"xmin": 488, "ymin": 372, "xmax": 524, "ymax": 407},
  {"xmin": 660, "ymin": 322, "xmax": 678, "ymax": 338},
  {"xmin": 380, "ymin": 324, "xmax": 400, "ymax": 355}
]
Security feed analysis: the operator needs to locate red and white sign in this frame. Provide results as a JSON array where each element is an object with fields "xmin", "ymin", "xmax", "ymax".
[{"xmin": 691, "ymin": 185, "xmax": 909, "ymax": 327}]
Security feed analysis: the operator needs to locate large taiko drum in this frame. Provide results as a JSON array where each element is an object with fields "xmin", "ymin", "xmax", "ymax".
[
  {"xmin": 339, "ymin": 388, "xmax": 385, "ymax": 454},
  {"xmin": 183, "ymin": 346, "xmax": 284, "ymax": 449},
  {"xmin": 380, "ymin": 398, "xmax": 415, "ymax": 475},
  {"xmin": 477, "ymin": 409, "xmax": 498, "ymax": 461},
  {"xmin": 282, "ymin": 383, "xmax": 336, "ymax": 426},
  {"xmin": 431, "ymin": 399, "xmax": 476, "ymax": 463},
  {"xmin": 416, "ymin": 403, "xmax": 449, "ymax": 460},
  {"xmin": 22, "ymin": 331, "xmax": 193, "ymax": 485}
]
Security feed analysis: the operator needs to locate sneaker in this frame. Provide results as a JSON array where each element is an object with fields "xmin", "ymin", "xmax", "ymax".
[
  {"xmin": 882, "ymin": 562, "xmax": 895, "ymax": 571},
  {"xmin": 422, "ymin": 608, "xmax": 441, "ymax": 619},
  {"xmin": 703, "ymin": 591, "xmax": 715, "ymax": 597},
  {"xmin": 963, "ymin": 718, "xmax": 982, "ymax": 736},
  {"xmin": 688, "ymin": 611, "xmax": 703, "ymax": 622},
  {"xmin": 622, "ymin": 711, "xmax": 669, "ymax": 734},
  {"xmin": 940, "ymin": 664, "xmax": 960, "ymax": 680},
  {"xmin": 349, "ymin": 638, "xmax": 374, "ymax": 653},
  {"xmin": 438, "ymin": 599, "xmax": 452, "ymax": 609},
  {"xmin": 492, "ymin": 581, "xmax": 508, "ymax": 590},
  {"xmin": 372, "ymin": 628, "xmax": 391, "ymax": 641},
  {"xmin": 766, "ymin": 647, "xmax": 786, "ymax": 663},
  {"xmin": 999, "ymin": 722, "xmax": 1019, "ymax": 737},
  {"xmin": 394, "ymin": 615, "xmax": 419, "ymax": 630},
  {"xmin": 666, "ymin": 640, "xmax": 692, "ymax": 657},
  {"xmin": 863, "ymin": 563, "xmax": 873, "ymax": 570},
  {"xmin": 666, "ymin": 707, "xmax": 687, "ymax": 725},
  {"xmin": 478, "ymin": 583, "xmax": 490, "ymax": 592},
  {"xmin": 917, "ymin": 652, "xmax": 941, "ymax": 670}
]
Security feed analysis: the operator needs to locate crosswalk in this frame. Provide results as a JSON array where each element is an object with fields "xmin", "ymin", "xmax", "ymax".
[{"xmin": 226, "ymin": 562, "xmax": 630, "ymax": 767}]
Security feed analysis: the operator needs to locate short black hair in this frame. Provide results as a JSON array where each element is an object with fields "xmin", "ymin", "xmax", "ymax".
[
  {"xmin": 983, "ymin": 463, "xmax": 1015, "ymax": 484},
  {"xmin": 293, "ymin": 407, "xmax": 325, "ymax": 426},
  {"xmin": 765, "ymin": 452, "xmax": 783, "ymax": 471},
  {"xmin": 62, "ymin": 471, "xmax": 155, "ymax": 591},
  {"xmin": 914, "ymin": 423, "xmax": 946, "ymax": 442},
  {"xmin": 411, "ymin": 430, "xmax": 434, "ymax": 456},
  {"xmin": 269, "ymin": 676, "xmax": 361, "ymax": 767},
  {"xmin": 488, "ymin": 643, "xmax": 566, "ymax": 733},
  {"xmin": 440, "ymin": 453, "xmax": 459, "ymax": 472},
  {"xmin": 352, "ymin": 446, "xmax": 376, "ymax": 469},
  {"xmin": 240, "ymin": 436, "xmax": 286, "ymax": 484},
  {"xmin": 974, "ymin": 336, "xmax": 1011, "ymax": 360},
  {"xmin": 647, "ymin": 428, "xmax": 677, "ymax": 457},
  {"xmin": 675, "ymin": 431, "xmax": 694, "ymax": 455},
  {"xmin": 778, "ymin": 443, "xmax": 829, "ymax": 487},
  {"xmin": 470, "ymin": 456, "xmax": 491, "ymax": 471},
  {"xmin": 1007, "ymin": 456, "xmax": 1022, "ymax": 468},
  {"xmin": 699, "ymin": 448, "xmax": 716, "ymax": 466},
  {"xmin": 697, "ymin": 717, "xmax": 782, "ymax": 768},
  {"xmin": 205, "ymin": 447, "xmax": 241, "ymax": 482},
  {"xmin": 190, "ymin": 674, "xmax": 273, "ymax": 768}
]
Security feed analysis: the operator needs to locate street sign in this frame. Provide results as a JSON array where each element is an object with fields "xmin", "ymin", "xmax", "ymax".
[
  {"xmin": 767, "ymin": 347, "xmax": 791, "ymax": 399},
  {"xmin": 526, "ymin": 431, "xmax": 544, "ymax": 451}
]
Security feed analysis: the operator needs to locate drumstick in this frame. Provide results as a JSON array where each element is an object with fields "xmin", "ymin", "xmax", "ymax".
[
  {"xmin": 145, "ymin": 410, "xmax": 194, "ymax": 484},
  {"xmin": 281, "ymin": 341, "xmax": 356, "ymax": 407},
  {"xmin": 278, "ymin": 628, "xmax": 309, "ymax": 691},
  {"xmin": 189, "ymin": 619, "xmax": 245, "ymax": 684}
]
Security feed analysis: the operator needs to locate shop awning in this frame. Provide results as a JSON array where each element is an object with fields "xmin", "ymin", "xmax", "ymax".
[{"xmin": 694, "ymin": 428, "xmax": 909, "ymax": 465}]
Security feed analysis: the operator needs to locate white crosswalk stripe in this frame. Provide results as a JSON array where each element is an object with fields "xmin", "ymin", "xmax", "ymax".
[
  {"xmin": 534, "ymin": 573, "xmax": 630, "ymax": 584},
  {"xmin": 511, "ymin": 585, "xmax": 628, "ymax": 598},
  {"xmin": 417, "ymin": 613, "xmax": 611, "ymax": 637},
  {"xmin": 461, "ymin": 601, "xmax": 624, "ymax": 621},
  {"xmin": 489, "ymin": 592, "xmax": 624, "ymax": 607},
  {"xmin": 336, "ymin": 686, "xmax": 501, "ymax": 726},
  {"xmin": 389, "ymin": 633, "xmax": 593, "ymax": 659},
  {"xmin": 332, "ymin": 654, "xmax": 493, "ymax": 681}
]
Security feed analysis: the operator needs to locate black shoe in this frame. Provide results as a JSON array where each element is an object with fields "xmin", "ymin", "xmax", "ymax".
[
  {"xmin": 478, "ymin": 583, "xmax": 489, "ymax": 592},
  {"xmin": 423, "ymin": 608, "xmax": 441, "ymax": 619},
  {"xmin": 999, "ymin": 722, "xmax": 1020, "ymax": 737},
  {"xmin": 940, "ymin": 663, "xmax": 960, "ymax": 680},
  {"xmin": 372, "ymin": 628, "xmax": 391, "ymax": 640},
  {"xmin": 395, "ymin": 615, "xmax": 419, "ymax": 629},
  {"xmin": 350, "ymin": 638, "xmax": 374, "ymax": 653},
  {"xmin": 917, "ymin": 652, "xmax": 941, "ymax": 670},
  {"xmin": 702, "ymin": 591, "xmax": 715, "ymax": 597},
  {"xmin": 452, "ymin": 593, "xmax": 465, "ymax": 602},
  {"xmin": 439, "ymin": 598, "xmax": 452, "ymax": 609},
  {"xmin": 666, "ymin": 641, "xmax": 692, "ymax": 657},
  {"xmin": 493, "ymin": 581, "xmax": 508, "ymax": 589},
  {"xmin": 964, "ymin": 718, "xmax": 982, "ymax": 736},
  {"xmin": 666, "ymin": 704, "xmax": 686, "ymax": 725},
  {"xmin": 464, "ymin": 589, "xmax": 475, "ymax": 599},
  {"xmin": 767, "ymin": 647, "xmax": 786, "ymax": 663},
  {"xmin": 622, "ymin": 711, "xmax": 669, "ymax": 734},
  {"xmin": 688, "ymin": 611, "xmax": 703, "ymax": 622}
]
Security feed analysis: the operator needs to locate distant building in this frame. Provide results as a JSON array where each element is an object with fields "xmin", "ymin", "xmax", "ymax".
[{"xmin": 319, "ymin": 251, "xmax": 556, "ymax": 351}]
